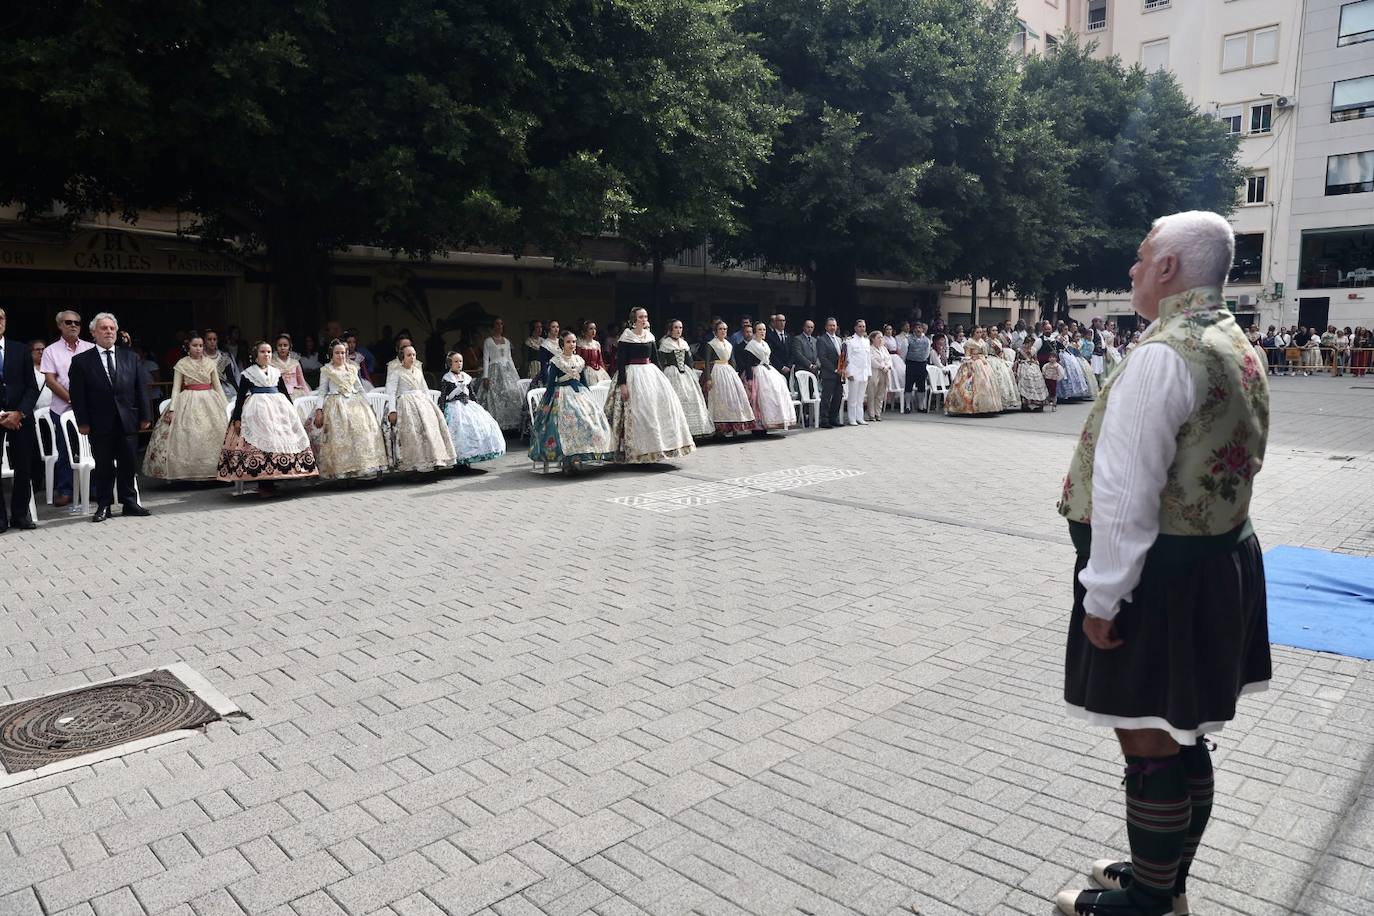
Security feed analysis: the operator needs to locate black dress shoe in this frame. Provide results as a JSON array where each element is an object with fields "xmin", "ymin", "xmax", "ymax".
[
  {"xmin": 121, "ymin": 503, "xmax": 152, "ymax": 517},
  {"xmin": 92, "ymin": 506, "xmax": 113, "ymax": 523},
  {"xmin": 14, "ymin": 518, "xmax": 36, "ymax": 531}
]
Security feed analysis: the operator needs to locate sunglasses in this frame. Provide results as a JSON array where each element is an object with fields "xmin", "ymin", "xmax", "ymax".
[{"xmin": 61, "ymin": 319, "xmax": 82, "ymax": 326}]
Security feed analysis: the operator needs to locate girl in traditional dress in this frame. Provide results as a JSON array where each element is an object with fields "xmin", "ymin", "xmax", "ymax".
[
  {"xmin": 576, "ymin": 321, "xmax": 611, "ymax": 386},
  {"xmin": 1041, "ymin": 353, "xmax": 1064, "ymax": 409},
  {"xmin": 271, "ymin": 333, "xmax": 311, "ymax": 400},
  {"xmin": 945, "ymin": 338, "xmax": 1004, "ymax": 416},
  {"xmin": 530, "ymin": 331, "xmax": 613, "ymax": 472},
  {"xmin": 312, "ymin": 340, "xmax": 389, "ymax": 481},
  {"xmin": 604, "ymin": 308, "xmax": 695, "ymax": 462},
  {"xmin": 204, "ymin": 329, "xmax": 239, "ymax": 400},
  {"xmin": 479, "ymin": 318, "xmax": 524, "ymax": 431},
  {"xmin": 1014, "ymin": 339, "xmax": 1051, "ymax": 411},
  {"xmin": 1071, "ymin": 337, "xmax": 1100, "ymax": 398},
  {"xmin": 440, "ymin": 351, "xmax": 506, "ymax": 468},
  {"xmin": 524, "ymin": 320, "xmax": 544, "ymax": 379},
  {"xmin": 217, "ymin": 341, "xmax": 318, "ymax": 495},
  {"xmin": 867, "ymin": 331, "xmax": 892, "ymax": 421},
  {"xmin": 143, "ymin": 333, "xmax": 229, "ymax": 481},
  {"xmin": 698, "ymin": 320, "xmax": 754, "ymax": 436},
  {"xmin": 386, "ymin": 345, "xmax": 457, "ymax": 474},
  {"xmin": 980, "ymin": 328, "xmax": 1019, "ymax": 411},
  {"xmin": 737, "ymin": 322, "xmax": 794, "ymax": 431},
  {"xmin": 657, "ymin": 320, "xmax": 714, "ymax": 438}
]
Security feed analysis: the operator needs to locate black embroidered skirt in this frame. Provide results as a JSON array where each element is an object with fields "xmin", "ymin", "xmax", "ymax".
[{"xmin": 1064, "ymin": 533, "xmax": 1271, "ymax": 744}]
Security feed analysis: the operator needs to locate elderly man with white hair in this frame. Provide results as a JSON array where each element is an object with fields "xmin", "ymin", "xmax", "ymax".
[
  {"xmin": 1054, "ymin": 212, "xmax": 1270, "ymax": 916},
  {"xmin": 68, "ymin": 312, "xmax": 152, "ymax": 521}
]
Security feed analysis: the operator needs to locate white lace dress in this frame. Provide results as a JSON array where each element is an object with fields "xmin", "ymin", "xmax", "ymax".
[
  {"xmin": 657, "ymin": 337, "xmax": 714, "ymax": 438},
  {"xmin": 700, "ymin": 338, "xmax": 754, "ymax": 434},
  {"xmin": 142, "ymin": 356, "xmax": 228, "ymax": 480},
  {"xmin": 604, "ymin": 329, "xmax": 695, "ymax": 463},
  {"xmin": 386, "ymin": 364, "xmax": 456, "ymax": 472},
  {"xmin": 479, "ymin": 337, "xmax": 524, "ymax": 431}
]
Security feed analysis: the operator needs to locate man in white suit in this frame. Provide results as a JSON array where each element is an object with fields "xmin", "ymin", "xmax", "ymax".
[{"xmin": 843, "ymin": 318, "xmax": 871, "ymax": 426}]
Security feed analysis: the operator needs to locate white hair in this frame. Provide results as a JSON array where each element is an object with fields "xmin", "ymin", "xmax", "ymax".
[
  {"xmin": 1149, "ymin": 211, "xmax": 1234, "ymax": 289},
  {"xmin": 89, "ymin": 311, "xmax": 119, "ymax": 333},
  {"xmin": 55, "ymin": 309, "xmax": 80, "ymax": 323}
]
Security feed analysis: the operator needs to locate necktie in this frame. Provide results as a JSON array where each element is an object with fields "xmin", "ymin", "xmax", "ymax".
[
  {"xmin": 104, "ymin": 349, "xmax": 115, "ymax": 384},
  {"xmin": 0, "ymin": 341, "xmax": 5, "ymax": 377}
]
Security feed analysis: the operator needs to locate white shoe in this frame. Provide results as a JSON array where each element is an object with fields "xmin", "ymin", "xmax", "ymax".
[{"xmin": 1089, "ymin": 861, "xmax": 1193, "ymax": 915}]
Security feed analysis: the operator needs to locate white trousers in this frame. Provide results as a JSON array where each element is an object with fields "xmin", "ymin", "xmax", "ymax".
[{"xmin": 847, "ymin": 379, "xmax": 866, "ymax": 424}]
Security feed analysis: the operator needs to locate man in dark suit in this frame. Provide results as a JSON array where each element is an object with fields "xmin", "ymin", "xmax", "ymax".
[
  {"xmin": 68, "ymin": 312, "xmax": 152, "ymax": 522},
  {"xmin": 765, "ymin": 313, "xmax": 791, "ymax": 380},
  {"xmin": 815, "ymin": 316, "xmax": 845, "ymax": 428},
  {"xmin": 0, "ymin": 308, "xmax": 40, "ymax": 531}
]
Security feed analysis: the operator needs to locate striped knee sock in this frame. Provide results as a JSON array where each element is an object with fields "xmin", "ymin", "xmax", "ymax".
[
  {"xmin": 1174, "ymin": 740, "xmax": 1214, "ymax": 896},
  {"xmin": 1123, "ymin": 754, "xmax": 1191, "ymax": 909}
]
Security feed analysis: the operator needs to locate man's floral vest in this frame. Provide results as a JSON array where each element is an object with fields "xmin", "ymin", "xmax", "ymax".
[{"xmin": 1058, "ymin": 286, "xmax": 1269, "ymax": 536}]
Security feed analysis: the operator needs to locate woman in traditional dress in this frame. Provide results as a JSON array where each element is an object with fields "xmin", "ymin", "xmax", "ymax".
[
  {"xmin": 657, "ymin": 320, "xmax": 714, "ymax": 438},
  {"xmin": 524, "ymin": 320, "xmax": 544, "ymax": 379},
  {"xmin": 576, "ymin": 321, "xmax": 611, "ymax": 386},
  {"xmin": 538, "ymin": 320, "xmax": 562, "ymax": 380},
  {"xmin": 882, "ymin": 324, "xmax": 905, "ymax": 403},
  {"xmin": 604, "ymin": 308, "xmax": 695, "ymax": 462},
  {"xmin": 1014, "ymin": 339, "xmax": 1051, "ymax": 411},
  {"xmin": 945, "ymin": 337, "xmax": 1004, "ymax": 416},
  {"xmin": 479, "ymin": 318, "xmax": 524, "ymax": 431},
  {"xmin": 736, "ymin": 322, "xmax": 794, "ymax": 432},
  {"xmin": 386, "ymin": 344, "xmax": 456, "ymax": 474},
  {"xmin": 143, "ymin": 333, "xmax": 229, "ymax": 481},
  {"xmin": 298, "ymin": 336, "xmax": 322, "ymax": 374},
  {"xmin": 980, "ymin": 328, "xmax": 1019, "ymax": 411},
  {"xmin": 1055, "ymin": 338, "xmax": 1092, "ymax": 400},
  {"xmin": 530, "ymin": 331, "xmax": 613, "ymax": 471},
  {"xmin": 867, "ymin": 331, "xmax": 893, "ymax": 421},
  {"xmin": 217, "ymin": 341, "xmax": 318, "ymax": 495},
  {"xmin": 204, "ymin": 329, "xmax": 239, "ymax": 400},
  {"xmin": 311, "ymin": 340, "xmax": 389, "ymax": 481},
  {"xmin": 271, "ymin": 333, "xmax": 311, "ymax": 400},
  {"xmin": 441, "ymin": 351, "xmax": 506, "ymax": 468},
  {"xmin": 1070, "ymin": 336, "xmax": 1100, "ymax": 399},
  {"xmin": 698, "ymin": 320, "xmax": 754, "ymax": 436}
]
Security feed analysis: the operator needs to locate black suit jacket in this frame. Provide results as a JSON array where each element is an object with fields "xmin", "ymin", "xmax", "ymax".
[
  {"xmin": 816, "ymin": 334, "xmax": 842, "ymax": 380},
  {"xmin": 69, "ymin": 346, "xmax": 150, "ymax": 435},
  {"xmin": 765, "ymin": 328, "xmax": 791, "ymax": 372},
  {"xmin": 0, "ymin": 339, "xmax": 40, "ymax": 420},
  {"xmin": 790, "ymin": 333, "xmax": 818, "ymax": 372}
]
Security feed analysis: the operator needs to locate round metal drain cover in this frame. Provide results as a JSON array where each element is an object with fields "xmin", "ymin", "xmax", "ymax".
[{"xmin": 0, "ymin": 669, "xmax": 221, "ymax": 774}]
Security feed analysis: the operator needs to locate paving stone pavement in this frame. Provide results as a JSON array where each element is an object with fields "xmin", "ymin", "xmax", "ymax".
[{"xmin": 1, "ymin": 375, "xmax": 1372, "ymax": 916}]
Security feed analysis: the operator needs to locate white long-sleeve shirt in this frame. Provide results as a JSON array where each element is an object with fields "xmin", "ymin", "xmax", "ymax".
[{"xmin": 1076, "ymin": 341, "xmax": 1195, "ymax": 622}]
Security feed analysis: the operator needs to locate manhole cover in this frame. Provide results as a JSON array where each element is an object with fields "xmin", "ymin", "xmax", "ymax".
[{"xmin": 0, "ymin": 669, "xmax": 222, "ymax": 774}]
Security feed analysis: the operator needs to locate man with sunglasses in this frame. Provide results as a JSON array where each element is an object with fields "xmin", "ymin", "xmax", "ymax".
[{"xmin": 40, "ymin": 309, "xmax": 95, "ymax": 507}]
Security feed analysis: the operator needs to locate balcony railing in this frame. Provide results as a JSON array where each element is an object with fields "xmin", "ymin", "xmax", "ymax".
[
  {"xmin": 1087, "ymin": 18, "xmax": 1108, "ymax": 31},
  {"xmin": 1143, "ymin": 0, "xmax": 1170, "ymax": 10}
]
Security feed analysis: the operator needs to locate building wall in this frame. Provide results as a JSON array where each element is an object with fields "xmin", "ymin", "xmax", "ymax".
[{"xmin": 1285, "ymin": 0, "xmax": 1374, "ymax": 330}]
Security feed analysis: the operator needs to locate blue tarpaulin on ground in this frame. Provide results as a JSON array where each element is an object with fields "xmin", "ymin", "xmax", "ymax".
[{"xmin": 1265, "ymin": 545, "xmax": 1374, "ymax": 661}]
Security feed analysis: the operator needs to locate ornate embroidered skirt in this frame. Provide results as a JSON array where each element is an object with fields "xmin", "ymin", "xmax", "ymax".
[
  {"xmin": 705, "ymin": 363, "xmax": 754, "ymax": 433},
  {"xmin": 604, "ymin": 364, "xmax": 695, "ymax": 463},
  {"xmin": 317, "ymin": 394, "xmax": 388, "ymax": 480},
  {"xmin": 986, "ymin": 353, "xmax": 1019, "ymax": 410},
  {"xmin": 392, "ymin": 391, "xmax": 457, "ymax": 472},
  {"xmin": 661, "ymin": 366, "xmax": 715, "ymax": 438},
  {"xmin": 143, "ymin": 389, "xmax": 227, "ymax": 481},
  {"xmin": 746, "ymin": 366, "xmax": 794, "ymax": 431},
  {"xmin": 445, "ymin": 399, "xmax": 506, "ymax": 466},
  {"xmin": 946, "ymin": 358, "xmax": 1004, "ymax": 415},
  {"xmin": 217, "ymin": 394, "xmax": 318, "ymax": 481},
  {"xmin": 529, "ymin": 384, "xmax": 612, "ymax": 465},
  {"xmin": 479, "ymin": 357, "xmax": 525, "ymax": 431}
]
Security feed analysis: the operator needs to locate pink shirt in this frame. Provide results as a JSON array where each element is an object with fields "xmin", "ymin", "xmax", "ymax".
[{"xmin": 39, "ymin": 337, "xmax": 95, "ymax": 415}]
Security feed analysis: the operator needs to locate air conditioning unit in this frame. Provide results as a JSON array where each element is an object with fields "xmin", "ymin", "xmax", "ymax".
[
  {"xmin": 1275, "ymin": 96, "xmax": 1293, "ymax": 109},
  {"xmin": 1237, "ymin": 293, "xmax": 1257, "ymax": 307}
]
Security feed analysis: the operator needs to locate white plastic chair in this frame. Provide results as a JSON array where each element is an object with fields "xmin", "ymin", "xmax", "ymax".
[
  {"xmin": 157, "ymin": 398, "xmax": 172, "ymax": 418},
  {"xmin": 365, "ymin": 391, "xmax": 391, "ymax": 425},
  {"xmin": 926, "ymin": 364, "xmax": 950, "ymax": 414},
  {"xmin": 33, "ymin": 407, "xmax": 59, "ymax": 504},
  {"xmin": 0, "ymin": 433, "xmax": 39, "ymax": 523},
  {"xmin": 791, "ymin": 370, "xmax": 821, "ymax": 428},
  {"xmin": 526, "ymin": 387, "xmax": 546, "ymax": 442},
  {"xmin": 294, "ymin": 395, "xmax": 321, "ymax": 422},
  {"xmin": 58, "ymin": 411, "xmax": 96, "ymax": 512}
]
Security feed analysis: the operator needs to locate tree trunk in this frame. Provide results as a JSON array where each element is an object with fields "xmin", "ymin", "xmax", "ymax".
[
  {"xmin": 814, "ymin": 259, "xmax": 858, "ymax": 324},
  {"xmin": 266, "ymin": 230, "xmax": 331, "ymax": 340},
  {"xmin": 651, "ymin": 254, "xmax": 664, "ymax": 318}
]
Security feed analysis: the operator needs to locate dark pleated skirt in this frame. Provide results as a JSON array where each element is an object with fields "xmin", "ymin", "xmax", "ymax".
[{"xmin": 1064, "ymin": 534, "xmax": 1271, "ymax": 742}]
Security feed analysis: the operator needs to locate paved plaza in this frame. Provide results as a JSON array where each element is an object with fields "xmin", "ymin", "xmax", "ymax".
[{"xmin": 2, "ymin": 376, "xmax": 1373, "ymax": 916}]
